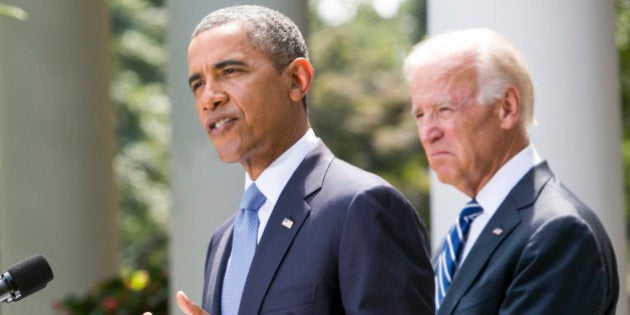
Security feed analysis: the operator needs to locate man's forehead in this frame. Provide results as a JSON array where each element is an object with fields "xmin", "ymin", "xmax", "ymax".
[
  {"xmin": 412, "ymin": 60, "xmax": 478, "ymax": 90},
  {"xmin": 188, "ymin": 25, "xmax": 256, "ymax": 63},
  {"xmin": 189, "ymin": 23, "xmax": 252, "ymax": 53}
]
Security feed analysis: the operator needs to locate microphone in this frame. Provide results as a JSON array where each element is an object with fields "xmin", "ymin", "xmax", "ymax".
[{"xmin": 0, "ymin": 254, "xmax": 54, "ymax": 303}]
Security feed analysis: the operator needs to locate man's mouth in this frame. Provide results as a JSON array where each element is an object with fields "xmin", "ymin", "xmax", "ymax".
[{"xmin": 213, "ymin": 117, "xmax": 234, "ymax": 130}]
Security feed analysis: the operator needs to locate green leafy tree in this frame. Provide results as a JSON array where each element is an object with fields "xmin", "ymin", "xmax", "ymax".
[
  {"xmin": 58, "ymin": 0, "xmax": 170, "ymax": 313},
  {"xmin": 110, "ymin": 0, "xmax": 170, "ymax": 273},
  {"xmin": 616, "ymin": 0, "xmax": 630, "ymax": 288},
  {"xmin": 618, "ymin": 2, "xmax": 630, "ymax": 236},
  {"xmin": 309, "ymin": 0, "xmax": 430, "ymax": 224},
  {"xmin": 615, "ymin": 0, "xmax": 630, "ymax": 292}
]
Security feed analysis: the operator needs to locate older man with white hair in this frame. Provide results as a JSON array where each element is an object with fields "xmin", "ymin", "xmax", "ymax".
[{"xmin": 404, "ymin": 28, "xmax": 619, "ymax": 315}]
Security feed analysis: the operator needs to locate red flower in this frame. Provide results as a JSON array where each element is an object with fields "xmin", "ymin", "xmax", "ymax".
[{"xmin": 101, "ymin": 296, "xmax": 119, "ymax": 311}]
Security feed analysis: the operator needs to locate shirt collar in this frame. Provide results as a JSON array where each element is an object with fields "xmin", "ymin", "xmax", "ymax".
[
  {"xmin": 475, "ymin": 144, "xmax": 542, "ymax": 216},
  {"xmin": 244, "ymin": 128, "xmax": 318, "ymax": 205}
]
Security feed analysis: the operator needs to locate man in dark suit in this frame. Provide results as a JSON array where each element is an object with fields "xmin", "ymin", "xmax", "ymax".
[
  {"xmin": 170, "ymin": 5, "xmax": 434, "ymax": 315},
  {"xmin": 403, "ymin": 28, "xmax": 619, "ymax": 314}
]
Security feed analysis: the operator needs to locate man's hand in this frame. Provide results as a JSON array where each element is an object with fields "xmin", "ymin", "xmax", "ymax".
[
  {"xmin": 142, "ymin": 291, "xmax": 208, "ymax": 315},
  {"xmin": 175, "ymin": 291, "xmax": 208, "ymax": 315}
]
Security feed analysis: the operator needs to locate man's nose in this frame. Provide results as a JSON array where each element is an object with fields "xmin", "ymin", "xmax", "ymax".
[
  {"xmin": 199, "ymin": 83, "xmax": 227, "ymax": 111},
  {"xmin": 418, "ymin": 117, "xmax": 443, "ymax": 144}
]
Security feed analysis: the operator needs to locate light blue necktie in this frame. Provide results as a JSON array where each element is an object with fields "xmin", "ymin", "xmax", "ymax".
[
  {"xmin": 221, "ymin": 183, "xmax": 266, "ymax": 315},
  {"xmin": 434, "ymin": 199, "xmax": 483, "ymax": 312}
]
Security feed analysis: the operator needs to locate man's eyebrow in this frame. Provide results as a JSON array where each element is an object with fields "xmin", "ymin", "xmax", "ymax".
[
  {"xmin": 187, "ymin": 60, "xmax": 248, "ymax": 86},
  {"xmin": 188, "ymin": 73, "xmax": 201, "ymax": 86},
  {"xmin": 214, "ymin": 59, "xmax": 247, "ymax": 69}
]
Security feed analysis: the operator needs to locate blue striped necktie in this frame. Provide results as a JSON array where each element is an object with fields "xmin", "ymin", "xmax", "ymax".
[
  {"xmin": 221, "ymin": 183, "xmax": 267, "ymax": 315},
  {"xmin": 435, "ymin": 199, "xmax": 483, "ymax": 312}
]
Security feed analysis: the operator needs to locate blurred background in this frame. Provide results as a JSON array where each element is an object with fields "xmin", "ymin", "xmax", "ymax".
[{"xmin": 0, "ymin": 0, "xmax": 628, "ymax": 314}]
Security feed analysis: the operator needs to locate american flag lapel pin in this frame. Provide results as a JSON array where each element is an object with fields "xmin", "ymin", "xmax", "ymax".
[
  {"xmin": 282, "ymin": 217, "xmax": 294, "ymax": 229},
  {"xmin": 492, "ymin": 227, "xmax": 503, "ymax": 236}
]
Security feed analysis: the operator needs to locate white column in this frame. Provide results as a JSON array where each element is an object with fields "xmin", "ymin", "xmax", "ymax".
[
  {"xmin": 166, "ymin": 1, "xmax": 307, "ymax": 313},
  {"xmin": 428, "ymin": 0, "xmax": 627, "ymax": 313},
  {"xmin": 0, "ymin": 1, "xmax": 118, "ymax": 314}
]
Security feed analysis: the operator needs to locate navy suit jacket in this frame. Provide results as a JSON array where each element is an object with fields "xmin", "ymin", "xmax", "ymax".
[
  {"xmin": 201, "ymin": 141, "xmax": 434, "ymax": 314},
  {"xmin": 437, "ymin": 162, "xmax": 619, "ymax": 315}
]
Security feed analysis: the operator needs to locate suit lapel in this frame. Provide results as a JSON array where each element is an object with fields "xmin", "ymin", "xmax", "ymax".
[
  {"xmin": 237, "ymin": 141, "xmax": 333, "ymax": 315},
  {"xmin": 205, "ymin": 222, "xmax": 233, "ymax": 315},
  {"xmin": 438, "ymin": 205, "xmax": 520, "ymax": 314},
  {"xmin": 438, "ymin": 162, "xmax": 554, "ymax": 315}
]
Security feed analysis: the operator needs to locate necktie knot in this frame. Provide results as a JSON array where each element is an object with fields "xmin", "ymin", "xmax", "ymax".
[
  {"xmin": 459, "ymin": 199, "xmax": 483, "ymax": 223},
  {"xmin": 239, "ymin": 183, "xmax": 267, "ymax": 211}
]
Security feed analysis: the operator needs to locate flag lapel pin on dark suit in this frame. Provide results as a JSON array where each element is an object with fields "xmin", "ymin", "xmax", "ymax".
[{"xmin": 282, "ymin": 218, "xmax": 294, "ymax": 229}]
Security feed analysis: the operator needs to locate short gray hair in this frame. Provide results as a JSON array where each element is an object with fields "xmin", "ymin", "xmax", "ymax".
[
  {"xmin": 403, "ymin": 28, "xmax": 535, "ymax": 126},
  {"xmin": 192, "ymin": 5, "xmax": 309, "ymax": 73}
]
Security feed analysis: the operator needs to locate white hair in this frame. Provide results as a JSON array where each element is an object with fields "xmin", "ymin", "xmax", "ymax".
[{"xmin": 403, "ymin": 28, "xmax": 535, "ymax": 126}]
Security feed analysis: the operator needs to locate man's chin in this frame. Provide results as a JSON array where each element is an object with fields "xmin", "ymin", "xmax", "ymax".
[
  {"xmin": 215, "ymin": 149, "xmax": 242, "ymax": 164},
  {"xmin": 218, "ymin": 156, "xmax": 240, "ymax": 164},
  {"xmin": 432, "ymin": 167, "xmax": 456, "ymax": 185}
]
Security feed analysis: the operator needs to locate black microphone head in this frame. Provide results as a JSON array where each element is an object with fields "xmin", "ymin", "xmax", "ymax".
[{"xmin": 7, "ymin": 255, "xmax": 53, "ymax": 300}]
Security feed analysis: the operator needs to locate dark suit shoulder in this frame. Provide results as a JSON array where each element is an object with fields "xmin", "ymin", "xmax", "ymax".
[
  {"xmin": 527, "ymin": 176, "xmax": 610, "ymax": 236},
  {"xmin": 309, "ymin": 158, "xmax": 433, "ymax": 314},
  {"xmin": 494, "ymin": 170, "xmax": 619, "ymax": 315},
  {"xmin": 328, "ymin": 157, "xmax": 389, "ymax": 187},
  {"xmin": 446, "ymin": 163, "xmax": 618, "ymax": 315},
  {"xmin": 322, "ymin": 157, "xmax": 410, "ymax": 200}
]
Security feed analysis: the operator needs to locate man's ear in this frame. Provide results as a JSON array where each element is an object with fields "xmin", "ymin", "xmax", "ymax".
[
  {"xmin": 499, "ymin": 85, "xmax": 522, "ymax": 130},
  {"xmin": 286, "ymin": 58, "xmax": 314, "ymax": 103}
]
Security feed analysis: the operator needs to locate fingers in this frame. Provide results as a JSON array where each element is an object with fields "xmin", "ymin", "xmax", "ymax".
[{"xmin": 176, "ymin": 291, "xmax": 208, "ymax": 315}]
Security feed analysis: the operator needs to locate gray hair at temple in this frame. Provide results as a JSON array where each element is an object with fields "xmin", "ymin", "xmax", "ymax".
[
  {"xmin": 403, "ymin": 28, "xmax": 535, "ymax": 126},
  {"xmin": 192, "ymin": 5, "xmax": 310, "ymax": 74}
]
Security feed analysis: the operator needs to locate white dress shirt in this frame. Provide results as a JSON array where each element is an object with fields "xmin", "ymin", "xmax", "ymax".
[
  {"xmin": 244, "ymin": 128, "xmax": 319, "ymax": 243},
  {"xmin": 459, "ymin": 144, "xmax": 542, "ymax": 264}
]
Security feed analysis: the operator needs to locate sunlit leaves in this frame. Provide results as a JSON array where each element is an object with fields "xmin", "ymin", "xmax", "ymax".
[
  {"xmin": 309, "ymin": 0, "xmax": 430, "ymax": 223},
  {"xmin": 109, "ymin": 0, "xmax": 170, "ymax": 272}
]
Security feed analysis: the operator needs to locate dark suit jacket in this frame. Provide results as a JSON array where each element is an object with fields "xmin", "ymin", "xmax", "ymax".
[
  {"xmin": 438, "ymin": 162, "xmax": 619, "ymax": 315},
  {"xmin": 201, "ymin": 141, "xmax": 434, "ymax": 314}
]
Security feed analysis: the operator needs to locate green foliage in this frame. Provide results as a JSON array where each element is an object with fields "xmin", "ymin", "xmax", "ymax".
[
  {"xmin": 109, "ymin": 0, "xmax": 170, "ymax": 273},
  {"xmin": 58, "ymin": 0, "xmax": 170, "ymax": 312},
  {"xmin": 617, "ymin": 0, "xmax": 630, "ymax": 239},
  {"xmin": 308, "ymin": 0, "xmax": 431, "ymax": 224},
  {"xmin": 616, "ymin": 1, "xmax": 630, "ymax": 290},
  {"xmin": 55, "ymin": 267, "xmax": 168, "ymax": 315}
]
